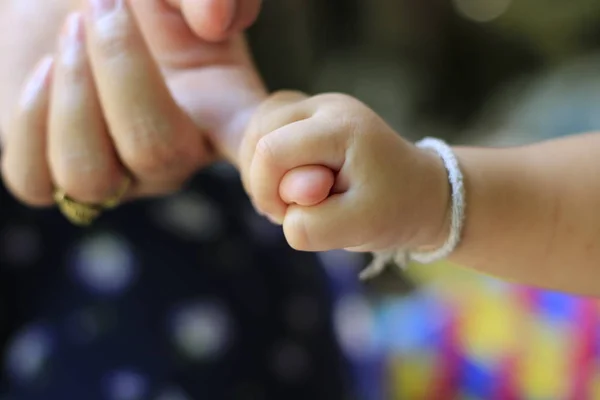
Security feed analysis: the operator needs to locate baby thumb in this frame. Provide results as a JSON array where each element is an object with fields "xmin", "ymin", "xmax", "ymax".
[{"xmin": 279, "ymin": 165, "xmax": 335, "ymax": 207}]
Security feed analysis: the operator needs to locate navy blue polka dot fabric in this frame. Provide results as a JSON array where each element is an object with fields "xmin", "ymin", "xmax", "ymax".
[{"xmin": 0, "ymin": 164, "xmax": 364, "ymax": 400}]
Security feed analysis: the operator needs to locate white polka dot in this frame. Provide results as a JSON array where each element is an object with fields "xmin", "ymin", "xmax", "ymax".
[
  {"xmin": 70, "ymin": 234, "xmax": 137, "ymax": 296},
  {"xmin": 333, "ymin": 295, "xmax": 378, "ymax": 360},
  {"xmin": 270, "ymin": 340, "xmax": 309, "ymax": 383},
  {"xmin": 170, "ymin": 301, "xmax": 231, "ymax": 361},
  {"xmin": 155, "ymin": 386, "xmax": 191, "ymax": 400},
  {"xmin": 452, "ymin": 0, "xmax": 512, "ymax": 22},
  {"xmin": 0, "ymin": 225, "xmax": 41, "ymax": 266},
  {"xmin": 104, "ymin": 369, "xmax": 148, "ymax": 400},
  {"xmin": 284, "ymin": 295, "xmax": 320, "ymax": 334},
  {"xmin": 153, "ymin": 194, "xmax": 223, "ymax": 241},
  {"xmin": 4, "ymin": 324, "xmax": 53, "ymax": 385}
]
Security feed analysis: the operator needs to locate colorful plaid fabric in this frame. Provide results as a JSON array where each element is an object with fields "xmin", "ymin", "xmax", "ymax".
[{"xmin": 376, "ymin": 263, "xmax": 600, "ymax": 400}]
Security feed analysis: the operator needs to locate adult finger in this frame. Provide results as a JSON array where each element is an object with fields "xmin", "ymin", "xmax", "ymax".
[
  {"xmin": 1, "ymin": 57, "xmax": 54, "ymax": 206},
  {"xmin": 48, "ymin": 12, "xmax": 127, "ymax": 204},
  {"xmin": 166, "ymin": 0, "xmax": 262, "ymax": 42},
  {"xmin": 84, "ymin": 0, "xmax": 209, "ymax": 197}
]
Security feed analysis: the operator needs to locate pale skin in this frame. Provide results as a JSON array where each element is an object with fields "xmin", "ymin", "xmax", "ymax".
[
  {"xmin": 1, "ymin": 0, "xmax": 600, "ymax": 297},
  {"xmin": 242, "ymin": 92, "xmax": 600, "ymax": 298}
]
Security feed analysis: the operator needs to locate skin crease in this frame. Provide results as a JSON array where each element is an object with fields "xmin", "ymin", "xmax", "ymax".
[{"xmin": 3, "ymin": 1, "xmax": 600, "ymax": 298}]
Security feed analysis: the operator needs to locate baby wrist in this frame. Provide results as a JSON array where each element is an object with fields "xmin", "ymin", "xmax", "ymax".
[{"xmin": 360, "ymin": 137, "xmax": 466, "ymax": 280}]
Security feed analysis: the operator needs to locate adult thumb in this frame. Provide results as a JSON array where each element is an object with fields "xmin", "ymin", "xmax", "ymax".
[{"xmin": 166, "ymin": 0, "xmax": 262, "ymax": 42}]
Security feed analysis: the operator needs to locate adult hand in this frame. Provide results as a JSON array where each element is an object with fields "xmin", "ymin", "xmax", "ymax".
[
  {"xmin": 165, "ymin": 0, "xmax": 262, "ymax": 42},
  {"xmin": 0, "ymin": 0, "xmax": 267, "ymax": 207}
]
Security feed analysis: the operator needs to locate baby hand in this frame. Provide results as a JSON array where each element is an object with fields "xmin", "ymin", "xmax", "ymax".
[{"xmin": 240, "ymin": 91, "xmax": 450, "ymax": 253}]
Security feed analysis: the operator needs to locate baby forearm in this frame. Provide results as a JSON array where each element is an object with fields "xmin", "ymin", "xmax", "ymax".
[{"xmin": 449, "ymin": 133, "xmax": 600, "ymax": 296}]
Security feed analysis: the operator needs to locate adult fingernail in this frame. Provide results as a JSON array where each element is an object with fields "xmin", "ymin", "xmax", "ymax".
[
  {"xmin": 19, "ymin": 57, "xmax": 54, "ymax": 108},
  {"xmin": 88, "ymin": 0, "xmax": 119, "ymax": 19},
  {"xmin": 60, "ymin": 13, "xmax": 85, "ymax": 63},
  {"xmin": 65, "ymin": 12, "xmax": 84, "ymax": 39}
]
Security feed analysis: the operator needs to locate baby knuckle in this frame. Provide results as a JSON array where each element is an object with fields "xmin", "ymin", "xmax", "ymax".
[
  {"xmin": 266, "ymin": 90, "xmax": 306, "ymax": 104},
  {"xmin": 254, "ymin": 91, "xmax": 312, "ymax": 131},
  {"xmin": 316, "ymin": 95, "xmax": 366, "ymax": 129},
  {"xmin": 243, "ymin": 124, "xmax": 267, "ymax": 157},
  {"xmin": 331, "ymin": 111, "xmax": 363, "ymax": 141},
  {"xmin": 284, "ymin": 215, "xmax": 312, "ymax": 251},
  {"xmin": 254, "ymin": 136, "xmax": 278, "ymax": 166},
  {"xmin": 315, "ymin": 92, "xmax": 357, "ymax": 108}
]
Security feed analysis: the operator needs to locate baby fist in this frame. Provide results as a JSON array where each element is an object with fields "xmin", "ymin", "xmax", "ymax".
[{"xmin": 240, "ymin": 91, "xmax": 449, "ymax": 254}]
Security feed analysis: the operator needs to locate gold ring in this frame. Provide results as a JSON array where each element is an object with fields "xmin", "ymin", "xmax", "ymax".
[{"xmin": 53, "ymin": 177, "xmax": 131, "ymax": 226}]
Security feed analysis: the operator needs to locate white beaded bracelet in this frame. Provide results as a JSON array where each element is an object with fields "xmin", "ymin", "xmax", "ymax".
[{"xmin": 359, "ymin": 137, "xmax": 466, "ymax": 281}]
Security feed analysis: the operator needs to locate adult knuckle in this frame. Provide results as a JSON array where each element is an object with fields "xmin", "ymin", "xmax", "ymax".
[
  {"xmin": 2, "ymin": 164, "xmax": 51, "ymax": 207},
  {"xmin": 62, "ymin": 63, "xmax": 88, "ymax": 87},
  {"xmin": 11, "ymin": 188, "xmax": 52, "ymax": 207},
  {"xmin": 93, "ymin": 15, "xmax": 138, "ymax": 61},
  {"xmin": 53, "ymin": 159, "xmax": 115, "ymax": 203},
  {"xmin": 120, "ymin": 117, "xmax": 182, "ymax": 177},
  {"xmin": 126, "ymin": 142, "xmax": 181, "ymax": 177}
]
